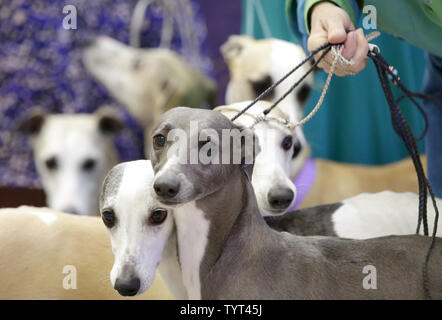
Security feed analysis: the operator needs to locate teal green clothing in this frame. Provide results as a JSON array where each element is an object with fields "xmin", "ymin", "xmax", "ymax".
[
  {"xmin": 242, "ymin": 0, "xmax": 426, "ymax": 165},
  {"xmin": 287, "ymin": 0, "xmax": 442, "ymax": 57}
]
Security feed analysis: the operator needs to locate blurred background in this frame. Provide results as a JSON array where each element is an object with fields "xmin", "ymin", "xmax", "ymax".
[{"xmin": 0, "ymin": 0, "xmax": 427, "ymax": 207}]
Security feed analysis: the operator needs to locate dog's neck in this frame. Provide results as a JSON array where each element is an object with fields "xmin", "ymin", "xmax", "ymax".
[{"xmin": 173, "ymin": 166, "xmax": 266, "ymax": 299}]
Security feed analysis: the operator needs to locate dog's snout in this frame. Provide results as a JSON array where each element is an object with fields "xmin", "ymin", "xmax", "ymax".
[
  {"xmin": 268, "ymin": 187, "xmax": 294, "ymax": 210},
  {"xmin": 115, "ymin": 277, "xmax": 140, "ymax": 296},
  {"xmin": 154, "ymin": 175, "xmax": 180, "ymax": 199}
]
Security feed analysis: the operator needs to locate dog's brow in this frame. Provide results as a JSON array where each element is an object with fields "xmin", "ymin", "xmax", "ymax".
[{"xmin": 155, "ymin": 122, "xmax": 175, "ymax": 134}]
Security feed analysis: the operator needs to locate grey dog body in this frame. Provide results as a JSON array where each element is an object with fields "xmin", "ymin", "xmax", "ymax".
[{"xmin": 151, "ymin": 107, "xmax": 442, "ymax": 300}]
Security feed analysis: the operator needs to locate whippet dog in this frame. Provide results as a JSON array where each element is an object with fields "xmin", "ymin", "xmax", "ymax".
[
  {"xmin": 100, "ymin": 160, "xmax": 186, "ymax": 299},
  {"xmin": 216, "ymin": 101, "xmax": 309, "ymax": 215},
  {"xmin": 0, "ymin": 206, "xmax": 172, "ymax": 299},
  {"xmin": 100, "ymin": 159, "xmax": 441, "ymax": 299},
  {"xmin": 221, "ymin": 35, "xmax": 313, "ymax": 124},
  {"xmin": 149, "ymin": 107, "xmax": 442, "ymax": 299},
  {"xmin": 221, "ymin": 36, "xmax": 425, "ymax": 209},
  {"xmin": 18, "ymin": 107, "xmax": 123, "ymax": 215},
  {"xmin": 83, "ymin": 36, "xmax": 216, "ymax": 155}
]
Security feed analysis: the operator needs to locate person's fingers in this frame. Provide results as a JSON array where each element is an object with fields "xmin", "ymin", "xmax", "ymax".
[
  {"xmin": 341, "ymin": 31, "xmax": 357, "ymax": 60},
  {"xmin": 325, "ymin": 16, "xmax": 350, "ymax": 44},
  {"xmin": 348, "ymin": 29, "xmax": 369, "ymax": 73},
  {"xmin": 307, "ymin": 31, "xmax": 328, "ymax": 53}
]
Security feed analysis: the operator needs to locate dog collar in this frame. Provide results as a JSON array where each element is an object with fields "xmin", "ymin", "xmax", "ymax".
[
  {"xmin": 287, "ymin": 157, "xmax": 316, "ymax": 211},
  {"xmin": 250, "ymin": 114, "xmax": 295, "ymax": 130}
]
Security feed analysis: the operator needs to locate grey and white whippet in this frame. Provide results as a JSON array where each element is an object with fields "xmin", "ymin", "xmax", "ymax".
[
  {"xmin": 148, "ymin": 107, "xmax": 442, "ymax": 299},
  {"xmin": 100, "ymin": 159, "xmax": 441, "ymax": 299}
]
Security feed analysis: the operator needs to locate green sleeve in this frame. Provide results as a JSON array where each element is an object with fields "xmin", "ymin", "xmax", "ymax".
[{"xmin": 304, "ymin": 0, "xmax": 358, "ymax": 34}]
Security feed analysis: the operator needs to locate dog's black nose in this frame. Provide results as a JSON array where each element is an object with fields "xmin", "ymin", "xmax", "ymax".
[
  {"xmin": 268, "ymin": 187, "xmax": 294, "ymax": 210},
  {"xmin": 154, "ymin": 175, "xmax": 180, "ymax": 199},
  {"xmin": 115, "ymin": 277, "xmax": 140, "ymax": 296}
]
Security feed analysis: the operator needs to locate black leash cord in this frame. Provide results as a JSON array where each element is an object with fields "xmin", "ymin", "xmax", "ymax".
[
  {"xmin": 369, "ymin": 49, "xmax": 439, "ymax": 299},
  {"xmin": 230, "ymin": 41, "xmax": 440, "ymax": 300},
  {"xmin": 230, "ymin": 42, "xmax": 331, "ymax": 122},
  {"xmin": 263, "ymin": 47, "xmax": 331, "ymax": 116}
]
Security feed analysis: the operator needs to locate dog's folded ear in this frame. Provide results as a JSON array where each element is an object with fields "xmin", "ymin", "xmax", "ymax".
[
  {"xmin": 95, "ymin": 106, "xmax": 125, "ymax": 135},
  {"xmin": 220, "ymin": 35, "xmax": 253, "ymax": 62},
  {"xmin": 16, "ymin": 109, "xmax": 46, "ymax": 136},
  {"xmin": 236, "ymin": 125, "xmax": 261, "ymax": 181}
]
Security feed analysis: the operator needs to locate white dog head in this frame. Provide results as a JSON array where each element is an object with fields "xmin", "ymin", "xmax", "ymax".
[
  {"xmin": 18, "ymin": 107, "xmax": 123, "ymax": 215},
  {"xmin": 100, "ymin": 160, "xmax": 173, "ymax": 296},
  {"xmin": 221, "ymin": 35, "xmax": 314, "ymax": 124},
  {"xmin": 216, "ymin": 101, "xmax": 310, "ymax": 216}
]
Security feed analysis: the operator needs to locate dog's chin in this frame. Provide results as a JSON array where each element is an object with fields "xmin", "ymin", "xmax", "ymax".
[
  {"xmin": 260, "ymin": 207, "xmax": 289, "ymax": 217},
  {"xmin": 155, "ymin": 196, "xmax": 191, "ymax": 208},
  {"xmin": 155, "ymin": 190, "xmax": 201, "ymax": 208}
]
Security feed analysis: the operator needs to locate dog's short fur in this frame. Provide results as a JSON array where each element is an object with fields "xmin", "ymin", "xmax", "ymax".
[
  {"xmin": 100, "ymin": 159, "xmax": 441, "ymax": 299},
  {"xmin": 83, "ymin": 36, "xmax": 216, "ymax": 155},
  {"xmin": 18, "ymin": 107, "xmax": 123, "ymax": 215},
  {"xmin": 149, "ymin": 107, "xmax": 442, "ymax": 299},
  {"xmin": 0, "ymin": 206, "xmax": 172, "ymax": 299}
]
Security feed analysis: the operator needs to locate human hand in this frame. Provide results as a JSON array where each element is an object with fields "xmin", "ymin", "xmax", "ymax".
[{"xmin": 308, "ymin": 1, "xmax": 369, "ymax": 76}]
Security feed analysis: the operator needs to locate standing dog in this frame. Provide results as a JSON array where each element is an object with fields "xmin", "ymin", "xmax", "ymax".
[
  {"xmin": 18, "ymin": 108, "xmax": 123, "ymax": 215},
  {"xmin": 147, "ymin": 107, "xmax": 442, "ymax": 299},
  {"xmin": 100, "ymin": 159, "xmax": 440, "ymax": 300},
  {"xmin": 83, "ymin": 36, "xmax": 216, "ymax": 155}
]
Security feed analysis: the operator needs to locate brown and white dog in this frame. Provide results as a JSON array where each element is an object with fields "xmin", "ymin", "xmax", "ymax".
[
  {"xmin": 0, "ymin": 206, "xmax": 173, "ymax": 299},
  {"xmin": 83, "ymin": 36, "xmax": 216, "ymax": 155},
  {"xmin": 221, "ymin": 35, "xmax": 425, "ymax": 209}
]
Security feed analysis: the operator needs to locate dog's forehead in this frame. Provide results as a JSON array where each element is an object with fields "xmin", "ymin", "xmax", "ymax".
[
  {"xmin": 100, "ymin": 162, "xmax": 126, "ymax": 208},
  {"xmin": 157, "ymin": 107, "xmax": 234, "ymax": 131},
  {"xmin": 101, "ymin": 160, "xmax": 155, "ymax": 211}
]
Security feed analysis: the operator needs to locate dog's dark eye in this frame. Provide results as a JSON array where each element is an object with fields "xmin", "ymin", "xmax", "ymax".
[
  {"xmin": 153, "ymin": 134, "xmax": 166, "ymax": 149},
  {"xmin": 82, "ymin": 158, "xmax": 96, "ymax": 171},
  {"xmin": 282, "ymin": 136, "xmax": 293, "ymax": 150},
  {"xmin": 102, "ymin": 209, "xmax": 116, "ymax": 228},
  {"xmin": 45, "ymin": 156, "xmax": 58, "ymax": 171},
  {"xmin": 292, "ymin": 140, "xmax": 302, "ymax": 159},
  {"xmin": 148, "ymin": 209, "xmax": 167, "ymax": 225}
]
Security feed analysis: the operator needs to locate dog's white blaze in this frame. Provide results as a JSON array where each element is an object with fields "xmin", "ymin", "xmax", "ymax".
[
  {"xmin": 27, "ymin": 209, "xmax": 58, "ymax": 226},
  {"xmin": 109, "ymin": 160, "xmax": 173, "ymax": 294},
  {"xmin": 174, "ymin": 201, "xmax": 210, "ymax": 300},
  {"xmin": 332, "ymin": 191, "xmax": 441, "ymax": 239}
]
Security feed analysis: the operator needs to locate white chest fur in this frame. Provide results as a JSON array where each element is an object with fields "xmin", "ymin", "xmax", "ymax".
[{"xmin": 174, "ymin": 201, "xmax": 210, "ymax": 300}]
